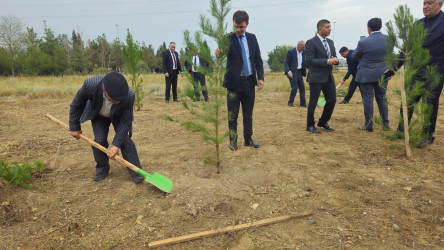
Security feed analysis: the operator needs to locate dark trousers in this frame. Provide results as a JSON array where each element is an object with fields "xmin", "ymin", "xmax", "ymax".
[
  {"xmin": 360, "ymin": 81, "xmax": 389, "ymax": 129},
  {"xmin": 192, "ymin": 72, "xmax": 209, "ymax": 101},
  {"xmin": 91, "ymin": 115, "xmax": 142, "ymax": 179},
  {"xmin": 288, "ymin": 70, "xmax": 306, "ymax": 105},
  {"xmin": 165, "ymin": 69, "xmax": 178, "ymax": 100},
  {"xmin": 307, "ymin": 81, "xmax": 336, "ymax": 127},
  {"xmin": 398, "ymin": 77, "xmax": 444, "ymax": 137},
  {"xmin": 227, "ymin": 77, "xmax": 256, "ymax": 143},
  {"xmin": 343, "ymin": 76, "xmax": 361, "ymax": 101}
]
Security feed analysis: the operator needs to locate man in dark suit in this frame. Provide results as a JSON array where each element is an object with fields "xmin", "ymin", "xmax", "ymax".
[
  {"xmin": 184, "ymin": 49, "xmax": 210, "ymax": 101},
  {"xmin": 69, "ymin": 72, "xmax": 144, "ymax": 183},
  {"xmin": 338, "ymin": 46, "xmax": 361, "ymax": 104},
  {"xmin": 162, "ymin": 42, "xmax": 182, "ymax": 103},
  {"xmin": 284, "ymin": 40, "xmax": 307, "ymax": 107},
  {"xmin": 304, "ymin": 19, "xmax": 339, "ymax": 134},
  {"xmin": 221, "ymin": 10, "xmax": 264, "ymax": 150},
  {"xmin": 352, "ymin": 18, "xmax": 390, "ymax": 132},
  {"xmin": 397, "ymin": 0, "xmax": 444, "ymax": 147}
]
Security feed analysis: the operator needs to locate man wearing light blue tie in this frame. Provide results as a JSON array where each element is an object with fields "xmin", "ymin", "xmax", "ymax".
[{"xmin": 221, "ymin": 10, "xmax": 264, "ymax": 150}]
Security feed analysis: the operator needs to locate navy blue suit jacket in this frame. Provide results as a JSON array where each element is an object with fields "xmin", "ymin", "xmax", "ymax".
[
  {"xmin": 343, "ymin": 49, "xmax": 358, "ymax": 80},
  {"xmin": 284, "ymin": 48, "xmax": 306, "ymax": 77},
  {"xmin": 69, "ymin": 75, "xmax": 135, "ymax": 148},
  {"xmin": 223, "ymin": 32, "xmax": 264, "ymax": 91},
  {"xmin": 420, "ymin": 11, "xmax": 444, "ymax": 73}
]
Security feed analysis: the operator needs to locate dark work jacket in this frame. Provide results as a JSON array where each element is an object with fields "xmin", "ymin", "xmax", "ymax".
[
  {"xmin": 343, "ymin": 49, "xmax": 358, "ymax": 80},
  {"xmin": 284, "ymin": 48, "xmax": 307, "ymax": 77},
  {"xmin": 305, "ymin": 35, "xmax": 337, "ymax": 84},
  {"xmin": 223, "ymin": 32, "xmax": 264, "ymax": 91},
  {"xmin": 162, "ymin": 49, "xmax": 182, "ymax": 74},
  {"xmin": 69, "ymin": 75, "xmax": 135, "ymax": 148}
]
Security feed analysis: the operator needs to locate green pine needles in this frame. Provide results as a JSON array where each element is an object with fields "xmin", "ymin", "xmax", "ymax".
[
  {"xmin": 385, "ymin": 5, "xmax": 440, "ymax": 155},
  {"xmin": 0, "ymin": 159, "xmax": 46, "ymax": 189},
  {"xmin": 122, "ymin": 29, "xmax": 144, "ymax": 110},
  {"xmin": 171, "ymin": 0, "xmax": 231, "ymax": 173}
]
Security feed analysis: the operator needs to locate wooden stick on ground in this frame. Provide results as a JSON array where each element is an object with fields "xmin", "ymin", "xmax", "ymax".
[{"xmin": 148, "ymin": 213, "xmax": 312, "ymax": 248}]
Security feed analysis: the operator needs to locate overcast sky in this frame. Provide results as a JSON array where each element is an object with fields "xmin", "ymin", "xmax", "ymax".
[{"xmin": 3, "ymin": 0, "xmax": 425, "ymax": 58}]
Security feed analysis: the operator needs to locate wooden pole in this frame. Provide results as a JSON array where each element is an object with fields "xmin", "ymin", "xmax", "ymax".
[
  {"xmin": 44, "ymin": 113, "xmax": 141, "ymax": 172},
  {"xmin": 399, "ymin": 67, "xmax": 412, "ymax": 157},
  {"xmin": 148, "ymin": 213, "xmax": 312, "ymax": 248}
]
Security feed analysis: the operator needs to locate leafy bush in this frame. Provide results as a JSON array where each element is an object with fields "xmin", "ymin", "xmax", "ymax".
[{"xmin": 0, "ymin": 159, "xmax": 46, "ymax": 189}]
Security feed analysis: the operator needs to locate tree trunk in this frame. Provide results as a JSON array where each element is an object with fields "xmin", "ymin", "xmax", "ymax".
[{"xmin": 399, "ymin": 67, "xmax": 411, "ymax": 157}]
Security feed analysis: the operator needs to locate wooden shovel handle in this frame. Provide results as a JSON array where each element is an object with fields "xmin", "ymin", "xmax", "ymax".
[{"xmin": 45, "ymin": 113, "xmax": 141, "ymax": 173}]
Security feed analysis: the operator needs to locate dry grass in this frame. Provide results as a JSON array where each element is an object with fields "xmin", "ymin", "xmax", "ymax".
[{"xmin": 0, "ymin": 71, "xmax": 402, "ymax": 98}]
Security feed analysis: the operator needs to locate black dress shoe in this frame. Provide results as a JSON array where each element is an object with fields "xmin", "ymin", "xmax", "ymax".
[
  {"xmin": 93, "ymin": 172, "xmax": 108, "ymax": 182},
  {"xmin": 205, "ymin": 99, "xmax": 210, "ymax": 102},
  {"xmin": 173, "ymin": 99, "xmax": 180, "ymax": 102},
  {"xmin": 306, "ymin": 126, "xmax": 321, "ymax": 134},
  {"xmin": 300, "ymin": 104, "xmax": 307, "ymax": 107},
  {"xmin": 133, "ymin": 175, "xmax": 145, "ymax": 184},
  {"xmin": 417, "ymin": 136, "xmax": 435, "ymax": 148},
  {"xmin": 317, "ymin": 123, "xmax": 334, "ymax": 131},
  {"xmin": 288, "ymin": 103, "xmax": 295, "ymax": 107},
  {"xmin": 358, "ymin": 126, "xmax": 373, "ymax": 132},
  {"xmin": 339, "ymin": 99, "xmax": 349, "ymax": 104},
  {"xmin": 245, "ymin": 139, "xmax": 259, "ymax": 148},
  {"xmin": 165, "ymin": 99, "xmax": 169, "ymax": 104},
  {"xmin": 229, "ymin": 141, "xmax": 238, "ymax": 150}
]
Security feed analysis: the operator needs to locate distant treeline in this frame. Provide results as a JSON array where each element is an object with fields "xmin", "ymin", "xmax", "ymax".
[{"xmin": 0, "ymin": 16, "xmax": 187, "ymax": 76}]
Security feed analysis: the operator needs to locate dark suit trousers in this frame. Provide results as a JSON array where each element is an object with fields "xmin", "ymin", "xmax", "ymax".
[
  {"xmin": 165, "ymin": 69, "xmax": 179, "ymax": 100},
  {"xmin": 288, "ymin": 70, "xmax": 306, "ymax": 105},
  {"xmin": 91, "ymin": 115, "xmax": 142, "ymax": 179},
  {"xmin": 192, "ymin": 72, "xmax": 209, "ymax": 101},
  {"xmin": 398, "ymin": 77, "xmax": 444, "ymax": 137},
  {"xmin": 307, "ymin": 81, "xmax": 336, "ymax": 127},
  {"xmin": 360, "ymin": 81, "xmax": 389, "ymax": 129},
  {"xmin": 227, "ymin": 77, "xmax": 256, "ymax": 142},
  {"xmin": 344, "ymin": 76, "xmax": 361, "ymax": 102}
]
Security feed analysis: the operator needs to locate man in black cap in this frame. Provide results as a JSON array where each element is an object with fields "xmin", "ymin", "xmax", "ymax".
[{"xmin": 69, "ymin": 72, "xmax": 144, "ymax": 183}]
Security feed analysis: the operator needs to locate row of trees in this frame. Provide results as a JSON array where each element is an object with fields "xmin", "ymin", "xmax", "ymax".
[{"xmin": 0, "ymin": 15, "xmax": 187, "ymax": 76}]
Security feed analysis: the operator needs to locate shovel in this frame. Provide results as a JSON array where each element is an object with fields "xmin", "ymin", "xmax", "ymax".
[
  {"xmin": 317, "ymin": 82, "xmax": 343, "ymax": 107},
  {"xmin": 45, "ymin": 113, "xmax": 173, "ymax": 193}
]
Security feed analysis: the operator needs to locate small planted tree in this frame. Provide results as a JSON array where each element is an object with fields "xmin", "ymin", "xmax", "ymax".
[
  {"xmin": 385, "ymin": 5, "xmax": 440, "ymax": 157},
  {"xmin": 122, "ymin": 29, "xmax": 144, "ymax": 110},
  {"xmin": 168, "ymin": 0, "xmax": 231, "ymax": 173}
]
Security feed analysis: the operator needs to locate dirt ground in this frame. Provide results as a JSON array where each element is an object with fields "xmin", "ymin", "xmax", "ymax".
[{"xmin": 1, "ymin": 87, "xmax": 444, "ymax": 249}]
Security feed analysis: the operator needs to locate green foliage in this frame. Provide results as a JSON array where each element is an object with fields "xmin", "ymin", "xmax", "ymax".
[
  {"xmin": 267, "ymin": 45, "xmax": 293, "ymax": 72},
  {"xmin": 0, "ymin": 159, "xmax": 47, "ymax": 189},
  {"xmin": 122, "ymin": 29, "xmax": 144, "ymax": 110},
  {"xmin": 178, "ymin": 0, "xmax": 232, "ymax": 173},
  {"xmin": 385, "ymin": 5, "xmax": 438, "ymax": 147}
]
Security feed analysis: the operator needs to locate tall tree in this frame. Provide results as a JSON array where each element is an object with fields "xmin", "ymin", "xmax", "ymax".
[
  {"xmin": 71, "ymin": 31, "xmax": 89, "ymax": 73},
  {"xmin": 110, "ymin": 38, "xmax": 124, "ymax": 72},
  {"xmin": 0, "ymin": 15, "xmax": 25, "ymax": 76},
  {"xmin": 122, "ymin": 29, "xmax": 144, "ymax": 110},
  {"xmin": 142, "ymin": 43, "xmax": 156, "ymax": 72},
  {"xmin": 267, "ymin": 45, "xmax": 293, "ymax": 72}
]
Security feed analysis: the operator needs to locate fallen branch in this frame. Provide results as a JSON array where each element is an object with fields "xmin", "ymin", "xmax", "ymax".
[{"xmin": 148, "ymin": 213, "xmax": 312, "ymax": 248}]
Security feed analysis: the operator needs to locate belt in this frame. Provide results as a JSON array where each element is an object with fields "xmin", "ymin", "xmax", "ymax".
[{"xmin": 240, "ymin": 75, "xmax": 254, "ymax": 81}]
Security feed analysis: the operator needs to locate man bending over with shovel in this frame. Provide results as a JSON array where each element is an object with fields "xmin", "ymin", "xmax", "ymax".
[{"xmin": 69, "ymin": 72, "xmax": 145, "ymax": 184}]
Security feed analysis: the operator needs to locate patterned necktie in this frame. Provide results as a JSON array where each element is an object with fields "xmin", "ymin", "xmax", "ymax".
[
  {"xmin": 238, "ymin": 35, "xmax": 250, "ymax": 76},
  {"xmin": 322, "ymin": 39, "xmax": 330, "ymax": 57},
  {"xmin": 172, "ymin": 52, "xmax": 177, "ymax": 69},
  {"xmin": 193, "ymin": 56, "xmax": 197, "ymax": 72}
]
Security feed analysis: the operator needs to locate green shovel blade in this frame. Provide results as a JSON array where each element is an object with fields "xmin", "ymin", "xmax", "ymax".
[
  {"xmin": 137, "ymin": 169, "xmax": 173, "ymax": 193},
  {"xmin": 317, "ymin": 96, "xmax": 326, "ymax": 107}
]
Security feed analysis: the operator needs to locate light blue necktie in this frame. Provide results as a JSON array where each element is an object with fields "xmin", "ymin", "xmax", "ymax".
[{"xmin": 238, "ymin": 35, "xmax": 249, "ymax": 76}]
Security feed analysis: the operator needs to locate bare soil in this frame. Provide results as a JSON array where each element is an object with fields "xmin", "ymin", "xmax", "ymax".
[{"xmin": 1, "ymin": 90, "xmax": 444, "ymax": 249}]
